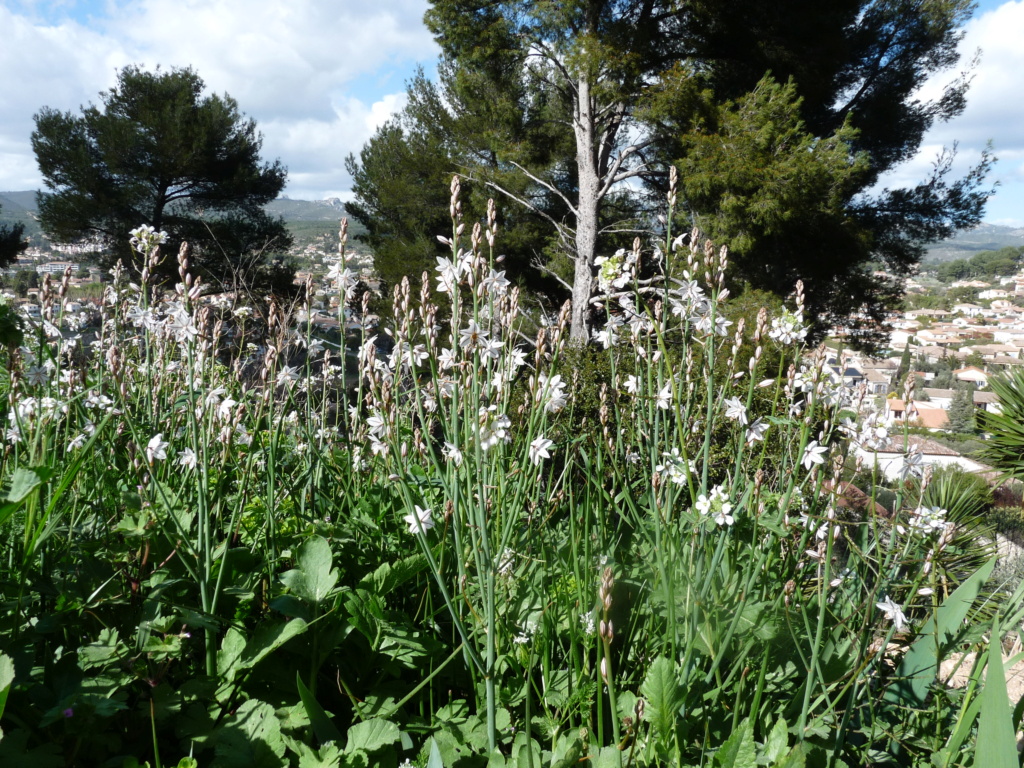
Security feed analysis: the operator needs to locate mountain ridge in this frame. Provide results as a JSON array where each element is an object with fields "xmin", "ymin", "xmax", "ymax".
[{"xmin": 4, "ymin": 190, "xmax": 1021, "ymax": 260}]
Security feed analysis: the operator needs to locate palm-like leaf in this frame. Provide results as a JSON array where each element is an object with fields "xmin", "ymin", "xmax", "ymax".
[{"xmin": 978, "ymin": 369, "xmax": 1024, "ymax": 481}]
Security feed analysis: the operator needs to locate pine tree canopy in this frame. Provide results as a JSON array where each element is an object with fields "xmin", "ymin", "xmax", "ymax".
[
  {"xmin": 31, "ymin": 66, "xmax": 294, "ymax": 294},
  {"xmin": 347, "ymin": 0, "xmax": 993, "ymax": 348}
]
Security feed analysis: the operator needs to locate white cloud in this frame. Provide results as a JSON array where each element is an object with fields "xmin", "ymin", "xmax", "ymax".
[
  {"xmin": 0, "ymin": 0, "xmax": 436, "ymax": 199},
  {"xmin": 2, "ymin": 0, "xmax": 1020, "ymax": 222},
  {"xmin": 877, "ymin": 1, "xmax": 1024, "ymax": 222}
]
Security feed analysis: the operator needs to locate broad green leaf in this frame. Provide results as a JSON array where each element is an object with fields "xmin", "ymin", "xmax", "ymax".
[
  {"xmin": 358, "ymin": 553, "xmax": 427, "ymax": 597},
  {"xmin": 241, "ymin": 618, "xmax": 307, "ymax": 670},
  {"xmin": 712, "ymin": 718, "xmax": 755, "ymax": 768},
  {"xmin": 0, "ymin": 653, "xmax": 14, "ymax": 720},
  {"xmin": 426, "ymin": 738, "xmax": 444, "ymax": 768},
  {"xmin": 593, "ymin": 745, "xmax": 622, "ymax": 768},
  {"xmin": 296, "ymin": 672, "xmax": 343, "ymax": 745},
  {"xmin": 217, "ymin": 627, "xmax": 247, "ymax": 680},
  {"xmin": 212, "ymin": 699, "xmax": 286, "ymax": 768},
  {"xmin": 774, "ymin": 744, "xmax": 806, "ymax": 768},
  {"xmin": 6, "ymin": 465, "xmax": 52, "ymax": 503},
  {"xmin": 296, "ymin": 742, "xmax": 343, "ymax": 768},
  {"xmin": 763, "ymin": 717, "xmax": 789, "ymax": 764},
  {"xmin": 888, "ymin": 558, "xmax": 995, "ymax": 707},
  {"xmin": 344, "ymin": 718, "xmax": 401, "ymax": 754},
  {"xmin": 640, "ymin": 657, "xmax": 683, "ymax": 740},
  {"xmin": 281, "ymin": 536, "xmax": 338, "ymax": 606},
  {"xmin": 551, "ymin": 731, "xmax": 584, "ymax": 768},
  {"xmin": 976, "ymin": 624, "xmax": 1018, "ymax": 768}
]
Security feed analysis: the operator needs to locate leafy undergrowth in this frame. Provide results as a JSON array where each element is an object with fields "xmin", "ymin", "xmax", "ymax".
[{"xmin": 1, "ymin": 189, "xmax": 1022, "ymax": 768}]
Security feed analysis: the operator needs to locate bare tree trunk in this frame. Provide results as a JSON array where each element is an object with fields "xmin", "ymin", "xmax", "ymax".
[{"xmin": 571, "ymin": 73, "xmax": 599, "ymax": 343}]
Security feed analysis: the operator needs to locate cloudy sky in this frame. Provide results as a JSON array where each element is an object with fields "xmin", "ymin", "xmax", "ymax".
[{"xmin": 1, "ymin": 0, "xmax": 1021, "ymax": 226}]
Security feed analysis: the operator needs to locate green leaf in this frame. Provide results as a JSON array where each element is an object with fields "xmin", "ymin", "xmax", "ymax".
[
  {"xmin": 344, "ymin": 718, "xmax": 401, "ymax": 754},
  {"xmin": 281, "ymin": 536, "xmax": 338, "ymax": 606},
  {"xmin": 211, "ymin": 699, "xmax": 286, "ymax": 768},
  {"xmin": 357, "ymin": 553, "xmax": 427, "ymax": 596},
  {"xmin": 296, "ymin": 672, "xmax": 343, "ymax": 745},
  {"xmin": 6, "ymin": 465, "xmax": 52, "ymax": 502},
  {"xmin": 593, "ymin": 745, "xmax": 622, "ymax": 768},
  {"xmin": 0, "ymin": 653, "xmax": 14, "ymax": 721},
  {"xmin": 295, "ymin": 742, "xmax": 344, "ymax": 768},
  {"xmin": 888, "ymin": 558, "xmax": 995, "ymax": 707},
  {"xmin": 712, "ymin": 718, "xmax": 756, "ymax": 768},
  {"xmin": 640, "ymin": 657, "xmax": 683, "ymax": 741},
  {"xmin": 241, "ymin": 618, "xmax": 307, "ymax": 670},
  {"xmin": 774, "ymin": 744, "xmax": 806, "ymax": 768},
  {"xmin": 976, "ymin": 624, "xmax": 1019, "ymax": 768},
  {"xmin": 550, "ymin": 731, "xmax": 584, "ymax": 768},
  {"xmin": 426, "ymin": 737, "xmax": 444, "ymax": 768},
  {"xmin": 763, "ymin": 717, "xmax": 789, "ymax": 764},
  {"xmin": 217, "ymin": 627, "xmax": 247, "ymax": 681}
]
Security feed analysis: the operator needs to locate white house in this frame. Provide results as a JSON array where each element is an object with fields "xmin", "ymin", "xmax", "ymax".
[{"xmin": 855, "ymin": 435, "xmax": 989, "ymax": 481}]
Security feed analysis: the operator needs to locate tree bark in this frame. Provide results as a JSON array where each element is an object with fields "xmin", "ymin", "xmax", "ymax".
[{"xmin": 571, "ymin": 73, "xmax": 600, "ymax": 343}]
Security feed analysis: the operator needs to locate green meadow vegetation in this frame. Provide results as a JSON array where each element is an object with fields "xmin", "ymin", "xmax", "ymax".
[{"xmin": 0, "ymin": 178, "xmax": 1022, "ymax": 767}]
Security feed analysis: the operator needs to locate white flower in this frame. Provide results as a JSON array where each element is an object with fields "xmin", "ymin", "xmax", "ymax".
[
  {"xmin": 478, "ymin": 406, "xmax": 512, "ymax": 450},
  {"xmin": 146, "ymin": 433, "xmax": 168, "ymax": 463},
  {"xmin": 67, "ymin": 433, "xmax": 88, "ymax": 451},
  {"xmin": 801, "ymin": 440, "xmax": 828, "ymax": 470},
  {"xmin": 129, "ymin": 224, "xmax": 168, "ymax": 254},
  {"xmin": 529, "ymin": 436, "xmax": 553, "ymax": 466},
  {"xmin": 897, "ymin": 448, "xmax": 924, "ymax": 481},
  {"xmin": 276, "ymin": 365, "xmax": 300, "ymax": 388},
  {"xmin": 536, "ymin": 374, "xmax": 567, "ymax": 413},
  {"xmin": 217, "ymin": 397, "xmax": 238, "ymax": 421},
  {"xmin": 907, "ymin": 506, "xmax": 951, "ymax": 536},
  {"xmin": 695, "ymin": 494, "xmax": 712, "ymax": 516},
  {"xmin": 579, "ymin": 612, "xmax": 596, "ymax": 636},
  {"xmin": 656, "ymin": 382, "xmax": 672, "ymax": 410},
  {"xmin": 723, "ymin": 397, "xmax": 748, "ymax": 425},
  {"xmin": 403, "ymin": 505, "xmax": 434, "ymax": 535},
  {"xmin": 178, "ymin": 447, "xmax": 198, "ymax": 469},
  {"xmin": 507, "ymin": 348, "xmax": 528, "ymax": 371},
  {"xmin": 438, "ymin": 347, "xmax": 457, "ymax": 371},
  {"xmin": 713, "ymin": 505, "xmax": 735, "ymax": 527},
  {"xmin": 459, "ymin": 321, "xmax": 488, "ymax": 351},
  {"xmin": 24, "ymin": 365, "xmax": 50, "ymax": 387},
  {"xmin": 435, "ymin": 256, "xmax": 463, "ymax": 294},
  {"xmin": 481, "ymin": 269, "xmax": 510, "ymax": 295},
  {"xmin": 442, "ymin": 441, "xmax": 464, "ymax": 467},
  {"xmin": 876, "ymin": 595, "xmax": 908, "ymax": 631},
  {"xmin": 745, "ymin": 417, "xmax": 769, "ymax": 444},
  {"xmin": 623, "ymin": 375, "xmax": 640, "ymax": 395},
  {"xmin": 768, "ymin": 309, "xmax": 808, "ymax": 346},
  {"xmin": 366, "ymin": 410, "xmax": 387, "ymax": 438},
  {"xmin": 655, "ymin": 448, "xmax": 693, "ymax": 485}
]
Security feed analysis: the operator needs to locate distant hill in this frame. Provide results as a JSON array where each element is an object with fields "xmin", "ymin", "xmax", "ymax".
[
  {"xmin": 0, "ymin": 191, "xmax": 366, "ymax": 247},
  {"xmin": 17, "ymin": 189, "xmax": 1017, "ymax": 261},
  {"xmin": 922, "ymin": 223, "xmax": 1024, "ymax": 263}
]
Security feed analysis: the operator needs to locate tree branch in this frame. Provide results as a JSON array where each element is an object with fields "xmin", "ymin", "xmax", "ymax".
[{"xmin": 507, "ymin": 160, "xmax": 579, "ymax": 216}]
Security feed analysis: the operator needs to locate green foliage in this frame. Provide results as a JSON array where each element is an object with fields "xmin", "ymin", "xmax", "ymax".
[
  {"xmin": 978, "ymin": 369, "xmax": 1024, "ymax": 480},
  {"xmin": 343, "ymin": 0, "xmax": 979, "ymax": 344},
  {"xmin": 0, "ymin": 203, "xmax": 27, "ymax": 269},
  {"xmin": 947, "ymin": 385, "xmax": 977, "ymax": 434},
  {"xmin": 937, "ymin": 246, "xmax": 1024, "ymax": 283},
  {"xmin": 0, "ymin": 189, "xmax": 1017, "ymax": 767},
  {"xmin": 31, "ymin": 65, "xmax": 293, "ymax": 292}
]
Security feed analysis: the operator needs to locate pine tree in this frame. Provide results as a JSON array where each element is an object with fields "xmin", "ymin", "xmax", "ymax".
[
  {"xmin": 0, "ymin": 205, "xmax": 27, "ymax": 269},
  {"xmin": 947, "ymin": 385, "xmax": 976, "ymax": 434},
  {"xmin": 32, "ymin": 66, "xmax": 293, "ymax": 293},
  {"xmin": 348, "ymin": 0, "xmax": 990, "ymax": 346}
]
